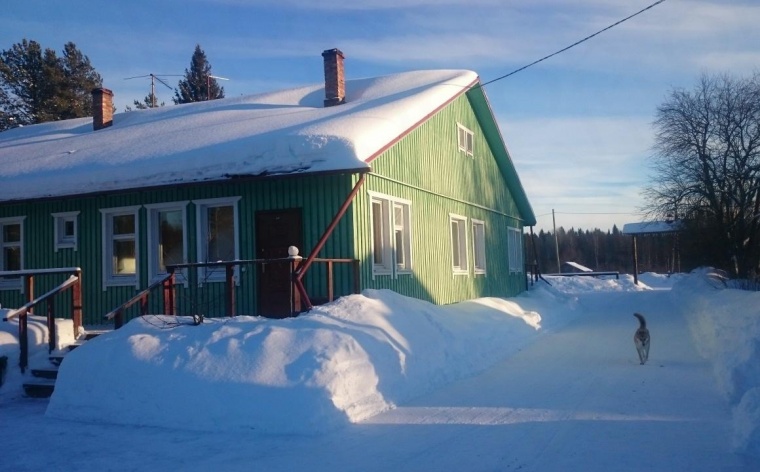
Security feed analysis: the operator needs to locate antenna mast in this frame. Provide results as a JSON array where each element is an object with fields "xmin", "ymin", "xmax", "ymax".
[{"xmin": 124, "ymin": 73, "xmax": 181, "ymax": 108}]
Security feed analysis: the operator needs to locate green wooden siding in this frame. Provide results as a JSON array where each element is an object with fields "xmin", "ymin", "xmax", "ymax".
[
  {"xmin": 352, "ymin": 93, "xmax": 526, "ymax": 304},
  {"xmin": 0, "ymin": 174, "xmax": 357, "ymax": 325}
]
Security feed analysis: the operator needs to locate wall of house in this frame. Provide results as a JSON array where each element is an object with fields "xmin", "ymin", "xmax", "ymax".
[
  {"xmin": 352, "ymin": 93, "xmax": 528, "ymax": 304},
  {"xmin": 0, "ymin": 174, "xmax": 358, "ymax": 325}
]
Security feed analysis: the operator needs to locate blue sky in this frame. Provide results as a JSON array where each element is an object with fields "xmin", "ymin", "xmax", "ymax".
[{"xmin": 3, "ymin": 0, "xmax": 758, "ymax": 231}]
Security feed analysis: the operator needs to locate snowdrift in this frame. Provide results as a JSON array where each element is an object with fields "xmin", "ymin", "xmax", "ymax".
[{"xmin": 45, "ymin": 288, "xmax": 563, "ymax": 434}]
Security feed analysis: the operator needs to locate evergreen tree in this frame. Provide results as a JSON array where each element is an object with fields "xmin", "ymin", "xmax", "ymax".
[
  {"xmin": 173, "ymin": 44, "xmax": 225, "ymax": 104},
  {"xmin": 0, "ymin": 39, "xmax": 102, "ymax": 130},
  {"xmin": 126, "ymin": 93, "xmax": 165, "ymax": 111},
  {"xmin": 58, "ymin": 42, "xmax": 103, "ymax": 119}
]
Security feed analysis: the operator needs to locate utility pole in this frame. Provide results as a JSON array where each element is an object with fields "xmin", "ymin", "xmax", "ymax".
[{"xmin": 553, "ymin": 209, "xmax": 560, "ymax": 273}]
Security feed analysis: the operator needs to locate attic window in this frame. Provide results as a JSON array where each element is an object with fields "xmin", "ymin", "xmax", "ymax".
[{"xmin": 457, "ymin": 123, "xmax": 474, "ymax": 156}]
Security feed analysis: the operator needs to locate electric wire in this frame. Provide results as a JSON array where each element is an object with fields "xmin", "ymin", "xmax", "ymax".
[{"xmin": 479, "ymin": 0, "xmax": 668, "ymax": 88}]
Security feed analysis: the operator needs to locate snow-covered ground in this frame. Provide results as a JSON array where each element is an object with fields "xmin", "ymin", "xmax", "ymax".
[{"xmin": 1, "ymin": 269, "xmax": 759, "ymax": 471}]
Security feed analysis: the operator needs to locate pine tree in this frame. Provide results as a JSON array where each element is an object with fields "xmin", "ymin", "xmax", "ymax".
[
  {"xmin": 0, "ymin": 39, "xmax": 102, "ymax": 130},
  {"xmin": 173, "ymin": 44, "xmax": 225, "ymax": 104},
  {"xmin": 126, "ymin": 93, "xmax": 165, "ymax": 111},
  {"xmin": 58, "ymin": 42, "xmax": 103, "ymax": 119}
]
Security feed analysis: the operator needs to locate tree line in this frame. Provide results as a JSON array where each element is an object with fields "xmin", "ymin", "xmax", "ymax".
[
  {"xmin": 0, "ymin": 40, "xmax": 225, "ymax": 130},
  {"xmin": 526, "ymin": 226, "xmax": 681, "ymax": 276}
]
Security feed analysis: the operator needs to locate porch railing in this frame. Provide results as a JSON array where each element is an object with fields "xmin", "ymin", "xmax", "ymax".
[
  {"xmin": 102, "ymin": 253, "xmax": 360, "ymax": 328},
  {"xmin": 0, "ymin": 267, "xmax": 83, "ymax": 373},
  {"xmin": 102, "ymin": 272, "xmax": 175, "ymax": 329}
]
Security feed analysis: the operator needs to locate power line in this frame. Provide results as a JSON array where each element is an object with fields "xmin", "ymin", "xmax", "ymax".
[{"xmin": 479, "ymin": 0, "xmax": 667, "ymax": 87}]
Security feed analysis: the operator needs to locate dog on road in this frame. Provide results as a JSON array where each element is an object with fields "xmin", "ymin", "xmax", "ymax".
[{"xmin": 633, "ymin": 313, "xmax": 650, "ymax": 365}]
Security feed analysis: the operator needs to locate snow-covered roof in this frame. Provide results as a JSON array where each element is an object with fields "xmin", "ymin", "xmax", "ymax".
[
  {"xmin": 562, "ymin": 261, "xmax": 592, "ymax": 272},
  {"xmin": 622, "ymin": 220, "xmax": 683, "ymax": 235},
  {"xmin": 0, "ymin": 70, "xmax": 478, "ymax": 202}
]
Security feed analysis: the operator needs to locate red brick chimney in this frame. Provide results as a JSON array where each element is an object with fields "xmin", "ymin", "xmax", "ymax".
[
  {"xmin": 91, "ymin": 88, "xmax": 114, "ymax": 131},
  {"xmin": 322, "ymin": 48, "xmax": 345, "ymax": 107}
]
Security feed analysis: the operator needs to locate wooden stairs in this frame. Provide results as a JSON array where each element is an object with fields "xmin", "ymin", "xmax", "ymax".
[{"xmin": 23, "ymin": 330, "xmax": 108, "ymax": 398}]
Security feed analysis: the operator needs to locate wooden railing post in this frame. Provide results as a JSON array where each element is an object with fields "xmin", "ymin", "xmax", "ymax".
[
  {"xmin": 19, "ymin": 309, "xmax": 28, "ymax": 373},
  {"xmin": 327, "ymin": 261, "xmax": 334, "ymax": 302},
  {"xmin": 24, "ymin": 275, "xmax": 33, "ymax": 314},
  {"xmin": 352, "ymin": 260, "xmax": 360, "ymax": 294},
  {"xmin": 114, "ymin": 308, "xmax": 124, "ymax": 330},
  {"xmin": 47, "ymin": 297, "xmax": 56, "ymax": 353},
  {"xmin": 225, "ymin": 264, "xmax": 235, "ymax": 317},
  {"xmin": 163, "ymin": 270, "xmax": 176, "ymax": 316},
  {"xmin": 72, "ymin": 269, "xmax": 82, "ymax": 335},
  {"xmin": 290, "ymin": 258, "xmax": 302, "ymax": 316}
]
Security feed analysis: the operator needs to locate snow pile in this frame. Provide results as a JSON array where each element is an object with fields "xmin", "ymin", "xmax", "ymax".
[
  {"xmin": 675, "ymin": 268, "xmax": 760, "ymax": 456},
  {"xmin": 45, "ymin": 287, "xmax": 571, "ymax": 434}
]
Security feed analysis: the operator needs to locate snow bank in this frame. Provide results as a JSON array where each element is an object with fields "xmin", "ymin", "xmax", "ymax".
[
  {"xmin": 675, "ymin": 268, "xmax": 760, "ymax": 456},
  {"xmin": 45, "ymin": 287, "xmax": 570, "ymax": 434}
]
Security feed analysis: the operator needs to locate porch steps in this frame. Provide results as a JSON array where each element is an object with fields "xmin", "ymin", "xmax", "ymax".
[{"xmin": 22, "ymin": 330, "xmax": 108, "ymax": 398}]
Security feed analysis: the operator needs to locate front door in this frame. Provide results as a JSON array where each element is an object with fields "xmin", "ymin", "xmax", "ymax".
[{"xmin": 255, "ymin": 209, "xmax": 303, "ymax": 318}]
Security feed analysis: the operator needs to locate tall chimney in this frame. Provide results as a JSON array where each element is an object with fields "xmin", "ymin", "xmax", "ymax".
[
  {"xmin": 91, "ymin": 88, "xmax": 114, "ymax": 131},
  {"xmin": 322, "ymin": 48, "xmax": 345, "ymax": 107}
]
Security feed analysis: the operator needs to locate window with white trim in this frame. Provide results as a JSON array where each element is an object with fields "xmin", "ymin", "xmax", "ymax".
[
  {"xmin": 457, "ymin": 123, "xmax": 474, "ymax": 157},
  {"xmin": 52, "ymin": 211, "xmax": 79, "ymax": 251},
  {"xmin": 508, "ymin": 226, "xmax": 524, "ymax": 273},
  {"xmin": 369, "ymin": 192, "xmax": 412, "ymax": 277},
  {"xmin": 450, "ymin": 214, "xmax": 468, "ymax": 274},
  {"xmin": 195, "ymin": 197, "xmax": 240, "ymax": 283},
  {"xmin": 0, "ymin": 217, "xmax": 24, "ymax": 290},
  {"xmin": 146, "ymin": 202, "xmax": 188, "ymax": 284},
  {"xmin": 472, "ymin": 219, "xmax": 486, "ymax": 274},
  {"xmin": 101, "ymin": 207, "xmax": 140, "ymax": 288}
]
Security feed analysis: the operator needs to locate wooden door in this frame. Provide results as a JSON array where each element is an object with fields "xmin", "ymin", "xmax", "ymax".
[{"xmin": 255, "ymin": 209, "xmax": 303, "ymax": 318}]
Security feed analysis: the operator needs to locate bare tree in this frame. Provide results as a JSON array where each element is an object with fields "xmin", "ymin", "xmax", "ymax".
[{"xmin": 645, "ymin": 72, "xmax": 760, "ymax": 278}]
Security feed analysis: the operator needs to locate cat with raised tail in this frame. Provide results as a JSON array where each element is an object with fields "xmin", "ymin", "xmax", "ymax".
[{"xmin": 633, "ymin": 313, "xmax": 650, "ymax": 365}]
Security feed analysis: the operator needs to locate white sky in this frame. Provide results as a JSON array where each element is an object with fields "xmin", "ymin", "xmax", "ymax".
[{"xmin": 3, "ymin": 0, "xmax": 759, "ymax": 231}]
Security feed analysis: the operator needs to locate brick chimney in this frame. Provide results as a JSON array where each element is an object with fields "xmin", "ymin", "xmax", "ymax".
[
  {"xmin": 322, "ymin": 48, "xmax": 345, "ymax": 107},
  {"xmin": 91, "ymin": 88, "xmax": 114, "ymax": 131}
]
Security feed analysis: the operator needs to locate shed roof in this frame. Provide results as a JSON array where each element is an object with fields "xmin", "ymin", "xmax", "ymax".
[
  {"xmin": 0, "ymin": 70, "xmax": 481, "ymax": 202},
  {"xmin": 622, "ymin": 220, "xmax": 683, "ymax": 235}
]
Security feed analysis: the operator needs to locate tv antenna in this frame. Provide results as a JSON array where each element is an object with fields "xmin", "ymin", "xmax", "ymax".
[
  {"xmin": 124, "ymin": 73, "xmax": 181, "ymax": 108},
  {"xmin": 207, "ymin": 74, "xmax": 230, "ymax": 100}
]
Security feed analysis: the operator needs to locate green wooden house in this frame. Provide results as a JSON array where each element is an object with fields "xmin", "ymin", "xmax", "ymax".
[{"xmin": 0, "ymin": 49, "xmax": 535, "ymax": 326}]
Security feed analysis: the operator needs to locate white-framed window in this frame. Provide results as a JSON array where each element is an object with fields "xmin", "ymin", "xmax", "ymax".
[
  {"xmin": 508, "ymin": 226, "xmax": 524, "ymax": 273},
  {"xmin": 472, "ymin": 219, "xmax": 486, "ymax": 275},
  {"xmin": 457, "ymin": 123, "xmax": 474, "ymax": 157},
  {"xmin": 146, "ymin": 202, "xmax": 188, "ymax": 285},
  {"xmin": 52, "ymin": 211, "xmax": 79, "ymax": 251},
  {"xmin": 450, "ymin": 214, "xmax": 469, "ymax": 275},
  {"xmin": 101, "ymin": 206, "xmax": 140, "ymax": 289},
  {"xmin": 194, "ymin": 197, "xmax": 240, "ymax": 284},
  {"xmin": 369, "ymin": 191, "xmax": 412, "ymax": 277},
  {"xmin": 0, "ymin": 217, "xmax": 24, "ymax": 290}
]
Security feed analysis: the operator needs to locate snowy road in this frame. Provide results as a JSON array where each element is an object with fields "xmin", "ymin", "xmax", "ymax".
[
  {"xmin": 327, "ymin": 290, "xmax": 748, "ymax": 471},
  {"xmin": 2, "ymin": 286, "xmax": 756, "ymax": 471}
]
